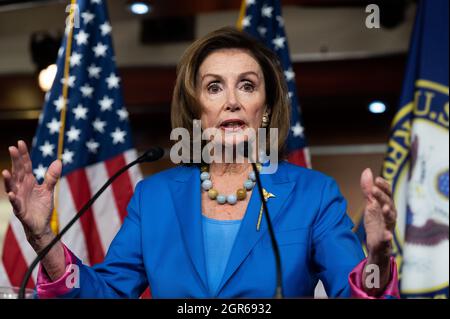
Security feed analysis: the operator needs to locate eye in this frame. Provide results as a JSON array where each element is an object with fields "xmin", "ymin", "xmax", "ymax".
[
  {"xmin": 240, "ymin": 80, "xmax": 255, "ymax": 92},
  {"xmin": 207, "ymin": 82, "xmax": 222, "ymax": 94}
]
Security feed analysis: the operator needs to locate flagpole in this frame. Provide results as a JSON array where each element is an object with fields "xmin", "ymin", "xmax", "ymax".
[
  {"xmin": 236, "ymin": 0, "xmax": 247, "ymax": 31},
  {"xmin": 51, "ymin": 0, "xmax": 77, "ymax": 235}
]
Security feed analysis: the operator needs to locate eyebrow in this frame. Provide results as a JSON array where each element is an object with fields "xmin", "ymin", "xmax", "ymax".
[{"xmin": 201, "ymin": 71, "xmax": 260, "ymax": 81}]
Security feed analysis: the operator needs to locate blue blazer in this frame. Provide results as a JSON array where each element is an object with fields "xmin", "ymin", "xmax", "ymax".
[{"xmin": 64, "ymin": 161, "xmax": 365, "ymax": 298}]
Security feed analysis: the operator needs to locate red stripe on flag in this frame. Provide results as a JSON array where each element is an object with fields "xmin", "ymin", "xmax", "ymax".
[
  {"xmin": 1, "ymin": 226, "xmax": 34, "ymax": 288},
  {"xmin": 287, "ymin": 149, "xmax": 309, "ymax": 168},
  {"xmin": 66, "ymin": 170, "xmax": 105, "ymax": 265},
  {"xmin": 104, "ymin": 153, "xmax": 134, "ymax": 222}
]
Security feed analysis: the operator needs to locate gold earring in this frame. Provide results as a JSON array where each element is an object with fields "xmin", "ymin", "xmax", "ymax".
[{"xmin": 261, "ymin": 112, "xmax": 270, "ymax": 128}]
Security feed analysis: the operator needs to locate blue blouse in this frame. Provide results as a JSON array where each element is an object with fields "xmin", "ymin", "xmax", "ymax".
[{"xmin": 202, "ymin": 215, "xmax": 242, "ymax": 295}]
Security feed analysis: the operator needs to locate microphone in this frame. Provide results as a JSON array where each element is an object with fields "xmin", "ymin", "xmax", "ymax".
[
  {"xmin": 242, "ymin": 141, "xmax": 283, "ymax": 299},
  {"xmin": 18, "ymin": 147, "xmax": 164, "ymax": 299}
]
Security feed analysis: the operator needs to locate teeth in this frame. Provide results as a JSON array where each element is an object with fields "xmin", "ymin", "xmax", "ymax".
[{"xmin": 222, "ymin": 121, "xmax": 243, "ymax": 127}]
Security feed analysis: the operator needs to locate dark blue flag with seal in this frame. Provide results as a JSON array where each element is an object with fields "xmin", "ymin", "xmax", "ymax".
[{"xmin": 357, "ymin": 0, "xmax": 449, "ymax": 299}]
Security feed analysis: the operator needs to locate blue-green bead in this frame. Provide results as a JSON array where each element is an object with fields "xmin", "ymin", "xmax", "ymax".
[
  {"xmin": 200, "ymin": 172, "xmax": 210, "ymax": 181},
  {"xmin": 216, "ymin": 195, "xmax": 226, "ymax": 204},
  {"xmin": 201, "ymin": 179, "xmax": 212, "ymax": 190},
  {"xmin": 249, "ymin": 171, "xmax": 256, "ymax": 182},
  {"xmin": 227, "ymin": 194, "xmax": 237, "ymax": 205},
  {"xmin": 244, "ymin": 180, "xmax": 254, "ymax": 190}
]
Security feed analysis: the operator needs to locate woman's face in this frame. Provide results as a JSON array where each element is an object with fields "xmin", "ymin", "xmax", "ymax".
[{"xmin": 197, "ymin": 48, "xmax": 267, "ymax": 148}]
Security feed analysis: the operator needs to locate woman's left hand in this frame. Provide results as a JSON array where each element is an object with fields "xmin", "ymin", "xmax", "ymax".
[{"xmin": 360, "ymin": 168, "xmax": 397, "ymax": 294}]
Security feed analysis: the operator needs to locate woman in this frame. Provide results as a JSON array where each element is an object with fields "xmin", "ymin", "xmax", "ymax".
[{"xmin": 3, "ymin": 27, "xmax": 398, "ymax": 298}]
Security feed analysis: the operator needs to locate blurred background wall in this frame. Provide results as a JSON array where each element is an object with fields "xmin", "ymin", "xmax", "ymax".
[{"xmin": 0, "ymin": 0, "xmax": 416, "ymax": 249}]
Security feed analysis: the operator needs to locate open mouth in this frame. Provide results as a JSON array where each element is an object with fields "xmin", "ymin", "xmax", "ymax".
[{"xmin": 219, "ymin": 119, "xmax": 246, "ymax": 132}]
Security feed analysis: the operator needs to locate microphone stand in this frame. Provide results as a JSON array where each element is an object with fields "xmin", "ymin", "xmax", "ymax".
[
  {"xmin": 242, "ymin": 141, "xmax": 283, "ymax": 298},
  {"xmin": 250, "ymin": 162, "xmax": 284, "ymax": 299},
  {"xmin": 18, "ymin": 147, "xmax": 163, "ymax": 299}
]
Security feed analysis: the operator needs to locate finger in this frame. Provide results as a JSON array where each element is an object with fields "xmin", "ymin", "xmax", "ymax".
[
  {"xmin": 375, "ymin": 177, "xmax": 392, "ymax": 197},
  {"xmin": 384, "ymin": 230, "xmax": 393, "ymax": 242},
  {"xmin": 382, "ymin": 204, "xmax": 397, "ymax": 226},
  {"xmin": 2, "ymin": 169, "xmax": 17, "ymax": 194},
  {"xmin": 360, "ymin": 168, "xmax": 374, "ymax": 200},
  {"xmin": 18, "ymin": 140, "xmax": 33, "ymax": 175},
  {"xmin": 7, "ymin": 191, "xmax": 22, "ymax": 215},
  {"xmin": 44, "ymin": 159, "xmax": 62, "ymax": 191},
  {"xmin": 9, "ymin": 145, "xmax": 24, "ymax": 182},
  {"xmin": 372, "ymin": 186, "xmax": 393, "ymax": 208}
]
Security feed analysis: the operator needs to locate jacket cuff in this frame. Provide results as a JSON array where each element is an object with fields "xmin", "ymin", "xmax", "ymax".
[
  {"xmin": 36, "ymin": 244, "xmax": 78, "ymax": 299},
  {"xmin": 348, "ymin": 256, "xmax": 400, "ymax": 299}
]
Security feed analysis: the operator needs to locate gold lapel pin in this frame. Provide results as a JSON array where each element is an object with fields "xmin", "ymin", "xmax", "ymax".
[{"xmin": 256, "ymin": 188, "xmax": 276, "ymax": 231}]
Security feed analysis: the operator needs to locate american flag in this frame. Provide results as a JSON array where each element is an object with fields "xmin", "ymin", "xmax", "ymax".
[
  {"xmin": 238, "ymin": 0, "xmax": 311, "ymax": 168},
  {"xmin": 0, "ymin": 0, "xmax": 142, "ymax": 289}
]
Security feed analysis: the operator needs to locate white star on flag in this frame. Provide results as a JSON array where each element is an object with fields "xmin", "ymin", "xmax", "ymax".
[
  {"xmin": 276, "ymin": 16, "xmax": 284, "ymax": 27},
  {"xmin": 92, "ymin": 118, "xmax": 107, "ymax": 133},
  {"xmin": 73, "ymin": 104, "xmax": 88, "ymax": 120},
  {"xmin": 91, "ymin": 0, "xmax": 102, "ymax": 4},
  {"xmin": 117, "ymin": 108, "xmax": 129, "ymax": 121},
  {"xmin": 39, "ymin": 141, "xmax": 55, "ymax": 158},
  {"xmin": 60, "ymin": 75, "xmax": 76, "ymax": 88},
  {"xmin": 74, "ymin": 30, "xmax": 89, "ymax": 46},
  {"xmin": 257, "ymin": 26, "xmax": 267, "ymax": 37},
  {"xmin": 88, "ymin": 64, "xmax": 102, "ymax": 79},
  {"xmin": 38, "ymin": 113, "xmax": 44, "ymax": 124},
  {"xmin": 70, "ymin": 52, "xmax": 83, "ymax": 67},
  {"xmin": 111, "ymin": 128, "xmax": 126, "ymax": 144},
  {"xmin": 99, "ymin": 96, "xmax": 114, "ymax": 111},
  {"xmin": 62, "ymin": 149, "xmax": 74, "ymax": 165},
  {"xmin": 272, "ymin": 35, "xmax": 286, "ymax": 50},
  {"xmin": 106, "ymin": 73, "xmax": 120, "ymax": 89},
  {"xmin": 80, "ymin": 83, "xmax": 94, "ymax": 98},
  {"xmin": 93, "ymin": 42, "xmax": 108, "ymax": 57},
  {"xmin": 291, "ymin": 122, "xmax": 304, "ymax": 137},
  {"xmin": 242, "ymin": 15, "xmax": 252, "ymax": 28},
  {"xmin": 246, "ymin": 0, "xmax": 255, "ymax": 6},
  {"xmin": 66, "ymin": 126, "xmax": 81, "ymax": 142},
  {"xmin": 86, "ymin": 139, "xmax": 100, "ymax": 154},
  {"xmin": 33, "ymin": 164, "xmax": 47, "ymax": 181},
  {"xmin": 100, "ymin": 22, "xmax": 112, "ymax": 36},
  {"xmin": 46, "ymin": 118, "xmax": 61, "ymax": 134},
  {"xmin": 284, "ymin": 68, "xmax": 295, "ymax": 82},
  {"xmin": 58, "ymin": 46, "xmax": 64, "ymax": 58},
  {"xmin": 81, "ymin": 11, "xmax": 95, "ymax": 25},
  {"xmin": 53, "ymin": 95, "xmax": 66, "ymax": 112},
  {"xmin": 261, "ymin": 5, "xmax": 273, "ymax": 18}
]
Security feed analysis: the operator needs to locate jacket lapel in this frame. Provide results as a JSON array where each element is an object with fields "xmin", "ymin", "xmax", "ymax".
[
  {"xmin": 169, "ymin": 166, "xmax": 209, "ymax": 294},
  {"xmin": 215, "ymin": 166, "xmax": 296, "ymax": 296}
]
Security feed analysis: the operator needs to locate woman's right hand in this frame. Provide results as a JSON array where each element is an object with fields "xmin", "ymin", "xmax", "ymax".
[{"xmin": 2, "ymin": 140, "xmax": 62, "ymax": 250}]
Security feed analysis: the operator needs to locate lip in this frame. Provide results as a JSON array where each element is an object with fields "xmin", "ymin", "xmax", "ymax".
[{"xmin": 219, "ymin": 118, "xmax": 246, "ymax": 132}]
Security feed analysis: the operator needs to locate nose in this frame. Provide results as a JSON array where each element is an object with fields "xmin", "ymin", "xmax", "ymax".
[{"xmin": 224, "ymin": 89, "xmax": 241, "ymax": 112}]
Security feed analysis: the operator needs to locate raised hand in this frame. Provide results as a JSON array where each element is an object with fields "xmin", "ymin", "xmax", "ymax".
[
  {"xmin": 2, "ymin": 140, "xmax": 62, "ymax": 244},
  {"xmin": 361, "ymin": 168, "xmax": 397, "ymax": 258},
  {"xmin": 360, "ymin": 168, "xmax": 397, "ymax": 294}
]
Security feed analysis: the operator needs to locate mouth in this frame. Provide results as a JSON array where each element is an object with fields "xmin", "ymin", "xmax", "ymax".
[{"xmin": 219, "ymin": 119, "xmax": 246, "ymax": 132}]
